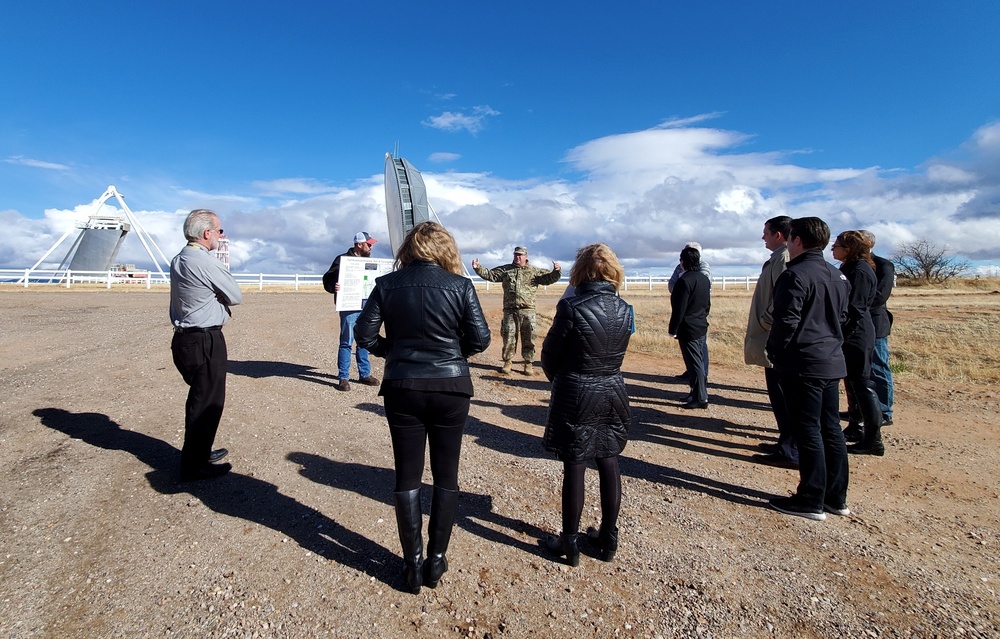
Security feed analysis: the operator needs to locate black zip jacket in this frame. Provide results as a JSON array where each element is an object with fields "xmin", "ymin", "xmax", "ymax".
[
  {"xmin": 354, "ymin": 261, "xmax": 491, "ymax": 380},
  {"xmin": 766, "ymin": 249, "xmax": 849, "ymax": 379}
]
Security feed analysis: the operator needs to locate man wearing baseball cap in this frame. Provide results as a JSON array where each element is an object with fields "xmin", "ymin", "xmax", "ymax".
[{"xmin": 322, "ymin": 232, "xmax": 380, "ymax": 391}]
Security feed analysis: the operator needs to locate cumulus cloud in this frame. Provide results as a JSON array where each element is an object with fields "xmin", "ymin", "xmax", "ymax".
[
  {"xmin": 6, "ymin": 117, "xmax": 1000, "ymax": 276},
  {"xmin": 422, "ymin": 105, "xmax": 501, "ymax": 134}
]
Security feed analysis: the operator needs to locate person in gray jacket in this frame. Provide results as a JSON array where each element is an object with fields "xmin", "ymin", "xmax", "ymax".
[
  {"xmin": 169, "ymin": 209, "xmax": 242, "ymax": 482},
  {"xmin": 745, "ymin": 216, "xmax": 797, "ymax": 468}
]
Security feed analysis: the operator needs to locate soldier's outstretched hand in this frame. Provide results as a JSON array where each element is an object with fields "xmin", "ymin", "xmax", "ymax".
[
  {"xmin": 553, "ymin": 261, "xmax": 561, "ymax": 271},
  {"xmin": 472, "ymin": 259, "xmax": 480, "ymax": 269}
]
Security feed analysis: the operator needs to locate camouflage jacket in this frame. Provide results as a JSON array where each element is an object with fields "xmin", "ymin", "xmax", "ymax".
[{"xmin": 473, "ymin": 262, "xmax": 562, "ymax": 311}]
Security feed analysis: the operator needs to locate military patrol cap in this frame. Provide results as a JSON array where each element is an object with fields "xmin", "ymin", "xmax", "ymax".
[{"xmin": 513, "ymin": 246, "xmax": 528, "ymax": 255}]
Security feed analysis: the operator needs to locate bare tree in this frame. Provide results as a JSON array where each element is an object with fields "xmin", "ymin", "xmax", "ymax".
[{"xmin": 892, "ymin": 239, "xmax": 969, "ymax": 284}]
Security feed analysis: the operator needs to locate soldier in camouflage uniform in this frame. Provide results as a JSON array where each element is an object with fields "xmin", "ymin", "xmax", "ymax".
[{"xmin": 472, "ymin": 246, "xmax": 562, "ymax": 375}]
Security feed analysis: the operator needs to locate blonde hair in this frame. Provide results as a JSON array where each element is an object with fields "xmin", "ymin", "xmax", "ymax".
[
  {"xmin": 395, "ymin": 221, "xmax": 464, "ymax": 275},
  {"xmin": 569, "ymin": 243, "xmax": 624, "ymax": 290}
]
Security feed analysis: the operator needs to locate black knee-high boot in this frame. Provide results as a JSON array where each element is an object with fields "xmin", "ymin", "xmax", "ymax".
[
  {"xmin": 423, "ymin": 486, "xmax": 459, "ymax": 588},
  {"xmin": 847, "ymin": 379, "xmax": 885, "ymax": 456},
  {"xmin": 393, "ymin": 489, "xmax": 424, "ymax": 594}
]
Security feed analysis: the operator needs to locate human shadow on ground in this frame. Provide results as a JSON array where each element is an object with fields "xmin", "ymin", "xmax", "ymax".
[
  {"xmin": 618, "ymin": 454, "xmax": 776, "ymax": 508},
  {"xmin": 629, "ymin": 407, "xmax": 772, "ymax": 462},
  {"xmin": 228, "ymin": 360, "xmax": 340, "ymax": 387},
  {"xmin": 33, "ymin": 407, "xmax": 399, "ymax": 589},
  {"xmin": 287, "ymin": 453, "xmax": 548, "ymax": 557}
]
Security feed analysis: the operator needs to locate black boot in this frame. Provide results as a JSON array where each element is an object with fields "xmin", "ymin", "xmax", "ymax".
[
  {"xmin": 423, "ymin": 486, "xmax": 459, "ymax": 588},
  {"xmin": 393, "ymin": 489, "xmax": 424, "ymax": 594},
  {"xmin": 586, "ymin": 526, "xmax": 619, "ymax": 562},
  {"xmin": 544, "ymin": 533, "xmax": 580, "ymax": 567},
  {"xmin": 843, "ymin": 422, "xmax": 864, "ymax": 443},
  {"xmin": 848, "ymin": 380, "xmax": 885, "ymax": 456}
]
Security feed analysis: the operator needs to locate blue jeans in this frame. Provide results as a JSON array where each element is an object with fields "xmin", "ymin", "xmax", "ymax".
[
  {"xmin": 338, "ymin": 311, "xmax": 371, "ymax": 381},
  {"xmin": 871, "ymin": 337, "xmax": 894, "ymax": 419},
  {"xmin": 780, "ymin": 375, "xmax": 849, "ymax": 510}
]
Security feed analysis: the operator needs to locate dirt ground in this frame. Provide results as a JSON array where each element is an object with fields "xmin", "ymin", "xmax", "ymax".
[{"xmin": 0, "ymin": 288, "xmax": 996, "ymax": 638}]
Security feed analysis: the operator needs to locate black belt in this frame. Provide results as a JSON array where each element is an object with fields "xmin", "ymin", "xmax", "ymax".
[{"xmin": 173, "ymin": 325, "xmax": 222, "ymax": 334}]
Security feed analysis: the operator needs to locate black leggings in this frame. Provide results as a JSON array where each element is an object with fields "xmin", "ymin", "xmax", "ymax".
[
  {"xmin": 561, "ymin": 456, "xmax": 622, "ymax": 535},
  {"xmin": 384, "ymin": 389, "xmax": 470, "ymax": 492}
]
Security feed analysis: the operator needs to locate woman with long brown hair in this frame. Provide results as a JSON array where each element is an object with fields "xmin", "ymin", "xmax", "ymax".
[
  {"xmin": 831, "ymin": 230, "xmax": 884, "ymax": 456},
  {"xmin": 355, "ymin": 222, "xmax": 492, "ymax": 593}
]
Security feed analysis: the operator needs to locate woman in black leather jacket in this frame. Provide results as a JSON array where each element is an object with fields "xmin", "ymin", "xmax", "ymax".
[
  {"xmin": 355, "ymin": 222, "xmax": 491, "ymax": 594},
  {"xmin": 540, "ymin": 243, "xmax": 633, "ymax": 566},
  {"xmin": 831, "ymin": 230, "xmax": 884, "ymax": 456}
]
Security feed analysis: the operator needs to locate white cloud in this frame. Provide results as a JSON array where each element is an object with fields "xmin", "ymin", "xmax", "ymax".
[
  {"xmin": 5, "ymin": 156, "xmax": 70, "ymax": 170},
  {"xmin": 428, "ymin": 152, "xmax": 461, "ymax": 163},
  {"xmin": 5, "ymin": 119, "xmax": 1000, "ymax": 276},
  {"xmin": 422, "ymin": 105, "xmax": 501, "ymax": 134}
]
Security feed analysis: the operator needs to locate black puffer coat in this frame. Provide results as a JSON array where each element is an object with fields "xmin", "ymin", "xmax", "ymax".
[{"xmin": 541, "ymin": 280, "xmax": 633, "ymax": 462}]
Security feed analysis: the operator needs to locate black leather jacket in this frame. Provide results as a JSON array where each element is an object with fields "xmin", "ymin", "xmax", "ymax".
[{"xmin": 354, "ymin": 261, "xmax": 491, "ymax": 380}]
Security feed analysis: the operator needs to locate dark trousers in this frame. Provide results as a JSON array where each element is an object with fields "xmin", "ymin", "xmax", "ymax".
[
  {"xmin": 384, "ymin": 389, "xmax": 470, "ymax": 492},
  {"xmin": 172, "ymin": 329, "xmax": 228, "ymax": 474},
  {"xmin": 679, "ymin": 335, "xmax": 708, "ymax": 403},
  {"xmin": 780, "ymin": 375, "xmax": 849, "ymax": 510},
  {"xmin": 764, "ymin": 367, "xmax": 797, "ymax": 463}
]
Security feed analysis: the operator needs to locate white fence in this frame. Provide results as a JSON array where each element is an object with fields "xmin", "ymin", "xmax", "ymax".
[{"xmin": 1, "ymin": 268, "xmax": 755, "ymax": 291}]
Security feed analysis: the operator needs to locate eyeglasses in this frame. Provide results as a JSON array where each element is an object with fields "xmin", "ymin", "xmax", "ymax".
[{"xmin": 213, "ymin": 228, "xmax": 224, "ymax": 235}]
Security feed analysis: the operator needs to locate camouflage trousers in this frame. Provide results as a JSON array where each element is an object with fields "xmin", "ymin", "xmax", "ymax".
[{"xmin": 501, "ymin": 309, "xmax": 537, "ymax": 363}]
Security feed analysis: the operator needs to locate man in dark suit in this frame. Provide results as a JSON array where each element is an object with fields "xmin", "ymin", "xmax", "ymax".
[{"xmin": 862, "ymin": 230, "xmax": 895, "ymax": 426}]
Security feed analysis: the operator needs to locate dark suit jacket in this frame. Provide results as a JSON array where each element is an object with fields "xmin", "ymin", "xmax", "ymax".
[{"xmin": 871, "ymin": 253, "xmax": 895, "ymax": 338}]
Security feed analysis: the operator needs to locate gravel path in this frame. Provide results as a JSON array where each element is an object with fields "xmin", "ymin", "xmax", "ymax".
[{"xmin": 0, "ymin": 289, "xmax": 997, "ymax": 638}]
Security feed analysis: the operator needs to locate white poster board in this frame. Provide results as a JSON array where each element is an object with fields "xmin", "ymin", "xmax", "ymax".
[{"xmin": 336, "ymin": 256, "xmax": 394, "ymax": 312}]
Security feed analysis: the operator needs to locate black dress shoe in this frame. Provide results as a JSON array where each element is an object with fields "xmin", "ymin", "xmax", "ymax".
[
  {"xmin": 208, "ymin": 448, "xmax": 228, "ymax": 463},
  {"xmin": 882, "ymin": 415, "xmax": 893, "ymax": 426},
  {"xmin": 847, "ymin": 442, "xmax": 885, "ymax": 456},
  {"xmin": 751, "ymin": 453, "xmax": 799, "ymax": 469},
  {"xmin": 757, "ymin": 442, "xmax": 781, "ymax": 454},
  {"xmin": 180, "ymin": 462, "xmax": 232, "ymax": 482},
  {"xmin": 676, "ymin": 370, "xmax": 690, "ymax": 380},
  {"xmin": 680, "ymin": 400, "xmax": 709, "ymax": 410}
]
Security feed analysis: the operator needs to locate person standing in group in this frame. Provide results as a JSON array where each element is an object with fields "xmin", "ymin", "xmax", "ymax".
[
  {"xmin": 766, "ymin": 217, "xmax": 850, "ymax": 521},
  {"xmin": 832, "ymin": 231, "xmax": 885, "ymax": 456},
  {"xmin": 861, "ymin": 230, "xmax": 896, "ymax": 427},
  {"xmin": 472, "ymin": 246, "xmax": 561, "ymax": 375},
  {"xmin": 355, "ymin": 222, "xmax": 491, "ymax": 594},
  {"xmin": 668, "ymin": 241, "xmax": 712, "ymax": 381},
  {"xmin": 540, "ymin": 243, "xmax": 633, "ymax": 566},
  {"xmin": 169, "ymin": 209, "xmax": 242, "ymax": 482},
  {"xmin": 323, "ymin": 232, "xmax": 381, "ymax": 392},
  {"xmin": 669, "ymin": 246, "xmax": 712, "ymax": 409},
  {"xmin": 745, "ymin": 216, "xmax": 798, "ymax": 469}
]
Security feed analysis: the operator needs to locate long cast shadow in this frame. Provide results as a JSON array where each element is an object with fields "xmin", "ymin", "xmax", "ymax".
[
  {"xmin": 33, "ymin": 407, "xmax": 398, "ymax": 588},
  {"xmin": 228, "ymin": 360, "xmax": 340, "ymax": 387},
  {"xmin": 287, "ymin": 453, "xmax": 548, "ymax": 557}
]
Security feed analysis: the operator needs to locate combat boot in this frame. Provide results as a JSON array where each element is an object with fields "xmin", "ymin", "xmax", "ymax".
[
  {"xmin": 500, "ymin": 360, "xmax": 512, "ymax": 375},
  {"xmin": 524, "ymin": 362, "xmax": 534, "ymax": 376}
]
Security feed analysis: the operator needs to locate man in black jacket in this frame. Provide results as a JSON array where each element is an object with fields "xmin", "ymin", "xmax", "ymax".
[
  {"xmin": 322, "ymin": 232, "xmax": 381, "ymax": 392},
  {"xmin": 862, "ymin": 230, "xmax": 895, "ymax": 426},
  {"xmin": 766, "ymin": 217, "xmax": 850, "ymax": 521}
]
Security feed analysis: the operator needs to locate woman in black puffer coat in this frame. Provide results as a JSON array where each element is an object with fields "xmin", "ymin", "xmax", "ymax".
[{"xmin": 541, "ymin": 243, "xmax": 633, "ymax": 566}]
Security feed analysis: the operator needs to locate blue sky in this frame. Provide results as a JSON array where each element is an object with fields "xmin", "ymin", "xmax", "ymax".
[{"xmin": 2, "ymin": 1, "xmax": 999, "ymax": 275}]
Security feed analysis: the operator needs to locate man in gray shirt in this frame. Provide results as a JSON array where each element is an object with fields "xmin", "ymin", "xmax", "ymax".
[{"xmin": 170, "ymin": 209, "xmax": 242, "ymax": 481}]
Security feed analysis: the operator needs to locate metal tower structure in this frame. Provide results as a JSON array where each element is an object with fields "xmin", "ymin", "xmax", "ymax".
[{"xmin": 25, "ymin": 186, "xmax": 171, "ymax": 282}]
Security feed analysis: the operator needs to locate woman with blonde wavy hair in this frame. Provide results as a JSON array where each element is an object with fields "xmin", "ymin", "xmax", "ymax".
[
  {"xmin": 356, "ymin": 222, "xmax": 492, "ymax": 593},
  {"xmin": 540, "ymin": 243, "xmax": 633, "ymax": 566}
]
